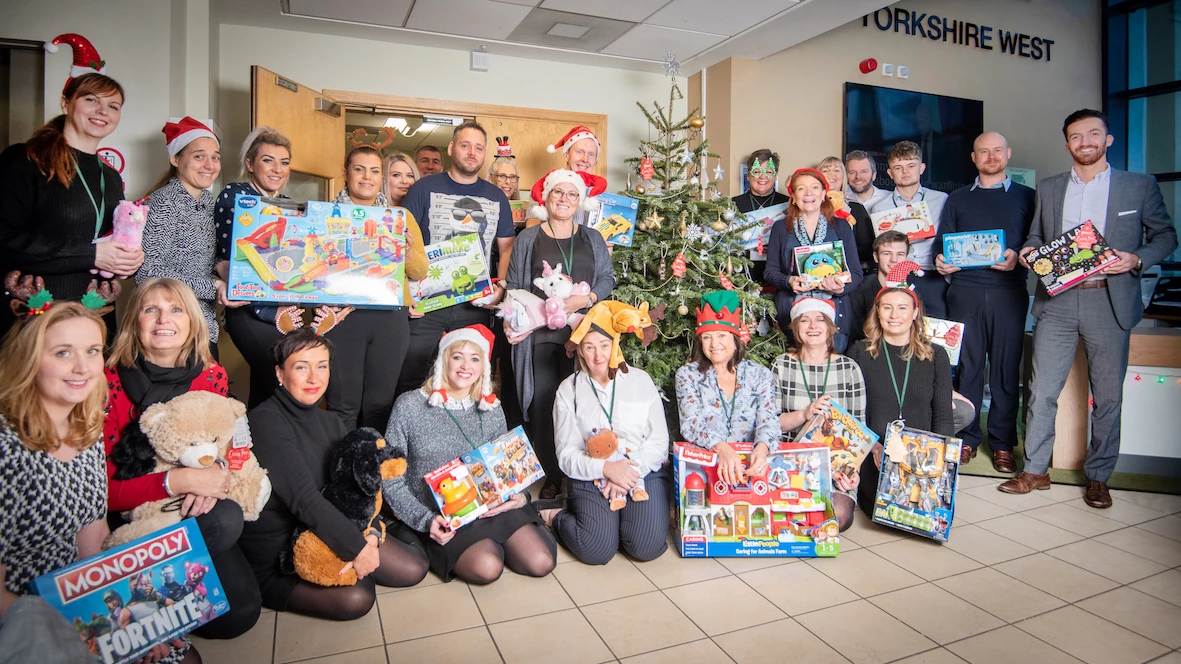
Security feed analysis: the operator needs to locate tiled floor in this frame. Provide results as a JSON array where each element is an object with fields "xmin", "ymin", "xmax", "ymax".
[{"xmin": 192, "ymin": 481, "xmax": 1181, "ymax": 664}]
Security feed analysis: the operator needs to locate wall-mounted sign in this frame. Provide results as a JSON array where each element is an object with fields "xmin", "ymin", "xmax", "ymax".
[{"xmin": 863, "ymin": 7, "xmax": 1055, "ymax": 62}]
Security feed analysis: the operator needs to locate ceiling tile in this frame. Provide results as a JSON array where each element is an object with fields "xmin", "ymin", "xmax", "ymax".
[
  {"xmin": 645, "ymin": 0, "xmax": 799, "ymax": 36},
  {"xmin": 491, "ymin": 0, "xmax": 543, "ymax": 5},
  {"xmin": 286, "ymin": 0, "xmax": 414, "ymax": 27},
  {"xmin": 406, "ymin": 0, "xmax": 534, "ymax": 40},
  {"xmin": 600, "ymin": 23, "xmax": 725, "ymax": 60},
  {"xmin": 508, "ymin": 8, "xmax": 635, "ymax": 52},
  {"xmin": 539, "ymin": 0, "xmax": 671, "ymax": 23}
]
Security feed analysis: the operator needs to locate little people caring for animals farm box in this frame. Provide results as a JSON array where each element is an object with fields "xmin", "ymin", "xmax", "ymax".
[
  {"xmin": 228, "ymin": 195, "xmax": 407, "ymax": 308},
  {"xmin": 673, "ymin": 442, "xmax": 840, "ymax": 558}
]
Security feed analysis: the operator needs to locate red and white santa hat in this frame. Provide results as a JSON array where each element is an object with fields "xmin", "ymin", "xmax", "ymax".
[
  {"xmin": 789, "ymin": 295, "xmax": 836, "ymax": 323},
  {"xmin": 547, "ymin": 125, "xmax": 599, "ymax": 156},
  {"xmin": 876, "ymin": 260, "xmax": 925, "ymax": 304},
  {"xmin": 44, "ymin": 33, "xmax": 106, "ymax": 92},
  {"xmin": 528, "ymin": 168, "xmax": 608, "ymax": 221},
  {"xmin": 427, "ymin": 324, "xmax": 500, "ymax": 411},
  {"xmin": 162, "ymin": 117, "xmax": 220, "ymax": 158}
]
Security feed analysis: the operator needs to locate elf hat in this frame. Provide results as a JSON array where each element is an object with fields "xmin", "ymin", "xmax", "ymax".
[
  {"xmin": 44, "ymin": 34, "xmax": 106, "ymax": 92},
  {"xmin": 427, "ymin": 324, "xmax": 500, "ymax": 411},
  {"xmin": 875, "ymin": 260, "xmax": 925, "ymax": 305},
  {"xmin": 528, "ymin": 168, "xmax": 608, "ymax": 221},
  {"xmin": 696, "ymin": 290, "xmax": 743, "ymax": 337},
  {"xmin": 547, "ymin": 125, "xmax": 599, "ymax": 156},
  {"xmin": 790, "ymin": 295, "xmax": 836, "ymax": 324},
  {"xmin": 162, "ymin": 117, "xmax": 220, "ymax": 159}
]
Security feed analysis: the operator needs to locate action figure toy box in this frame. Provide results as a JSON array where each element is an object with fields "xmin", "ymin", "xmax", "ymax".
[
  {"xmin": 871, "ymin": 422, "xmax": 963, "ymax": 542},
  {"xmin": 924, "ymin": 317, "xmax": 966, "ymax": 366},
  {"xmin": 585, "ymin": 192, "xmax": 639, "ymax": 247},
  {"xmin": 795, "ymin": 401, "xmax": 879, "ymax": 482},
  {"xmin": 942, "ymin": 230, "xmax": 1006, "ymax": 269},
  {"xmin": 1028, "ymin": 220, "xmax": 1119, "ymax": 296},
  {"xmin": 793, "ymin": 241, "xmax": 852, "ymax": 288},
  {"xmin": 871, "ymin": 201, "xmax": 936, "ymax": 242},
  {"xmin": 31, "ymin": 519, "xmax": 227, "ymax": 664},
  {"xmin": 426, "ymin": 426, "xmax": 544, "ymax": 532},
  {"xmin": 413, "ymin": 233, "xmax": 494, "ymax": 313},
  {"xmin": 228, "ymin": 195, "xmax": 407, "ymax": 308},
  {"xmin": 673, "ymin": 442, "xmax": 840, "ymax": 558}
]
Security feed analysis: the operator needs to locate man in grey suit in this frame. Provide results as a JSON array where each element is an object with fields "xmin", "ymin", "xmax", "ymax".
[{"xmin": 1001, "ymin": 110, "xmax": 1177, "ymax": 508}]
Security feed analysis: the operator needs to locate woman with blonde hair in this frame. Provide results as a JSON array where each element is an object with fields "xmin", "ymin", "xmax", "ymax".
[
  {"xmin": 487, "ymin": 155, "xmax": 520, "ymax": 202},
  {"xmin": 383, "ymin": 151, "xmax": 419, "ymax": 207},
  {"xmin": 817, "ymin": 156, "xmax": 874, "ymax": 270}
]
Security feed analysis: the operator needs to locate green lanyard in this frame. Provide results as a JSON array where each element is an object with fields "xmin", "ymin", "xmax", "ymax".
[
  {"xmin": 589, "ymin": 375, "xmax": 616, "ymax": 427},
  {"xmin": 73, "ymin": 154, "xmax": 106, "ymax": 240},
  {"xmin": 883, "ymin": 345, "xmax": 912, "ymax": 420},
  {"xmin": 798, "ymin": 356, "xmax": 832, "ymax": 403},
  {"xmin": 444, "ymin": 405, "xmax": 485, "ymax": 451},
  {"xmin": 547, "ymin": 221, "xmax": 576, "ymax": 274},
  {"xmin": 714, "ymin": 373, "xmax": 737, "ymax": 439}
]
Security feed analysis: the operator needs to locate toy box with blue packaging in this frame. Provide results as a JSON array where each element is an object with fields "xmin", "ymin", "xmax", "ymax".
[
  {"xmin": 871, "ymin": 422, "xmax": 962, "ymax": 542},
  {"xmin": 585, "ymin": 192, "xmax": 639, "ymax": 246},
  {"xmin": 228, "ymin": 195, "xmax": 407, "ymax": 308},
  {"xmin": 31, "ymin": 519, "xmax": 227, "ymax": 664},
  {"xmin": 673, "ymin": 441, "xmax": 840, "ymax": 558},
  {"xmin": 942, "ymin": 230, "xmax": 1006, "ymax": 269},
  {"xmin": 426, "ymin": 426, "xmax": 544, "ymax": 532}
]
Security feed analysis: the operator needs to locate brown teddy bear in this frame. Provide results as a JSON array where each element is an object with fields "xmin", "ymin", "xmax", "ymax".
[
  {"xmin": 586, "ymin": 428, "xmax": 648, "ymax": 511},
  {"xmin": 105, "ymin": 391, "xmax": 271, "ymax": 549}
]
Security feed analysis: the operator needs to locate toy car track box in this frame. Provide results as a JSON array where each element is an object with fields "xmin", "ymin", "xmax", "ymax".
[
  {"xmin": 461, "ymin": 426, "xmax": 545, "ymax": 509},
  {"xmin": 871, "ymin": 422, "xmax": 962, "ymax": 542},
  {"xmin": 673, "ymin": 441, "xmax": 840, "ymax": 558},
  {"xmin": 413, "ymin": 233, "xmax": 493, "ymax": 313},
  {"xmin": 793, "ymin": 241, "xmax": 852, "ymax": 288},
  {"xmin": 585, "ymin": 193, "xmax": 639, "ymax": 247},
  {"xmin": 31, "ymin": 519, "xmax": 228, "ymax": 664},
  {"xmin": 924, "ymin": 317, "xmax": 966, "ymax": 366},
  {"xmin": 942, "ymin": 230, "xmax": 1006, "ymax": 269},
  {"xmin": 871, "ymin": 200, "xmax": 936, "ymax": 242},
  {"xmin": 795, "ymin": 401, "xmax": 879, "ymax": 483},
  {"xmin": 228, "ymin": 195, "xmax": 407, "ymax": 308},
  {"xmin": 1027, "ymin": 220, "xmax": 1119, "ymax": 296}
]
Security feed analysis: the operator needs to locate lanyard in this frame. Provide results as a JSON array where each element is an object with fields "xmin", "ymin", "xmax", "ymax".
[
  {"xmin": 588, "ymin": 375, "xmax": 616, "ymax": 427},
  {"xmin": 747, "ymin": 191, "xmax": 776, "ymax": 210},
  {"xmin": 74, "ymin": 155, "xmax": 106, "ymax": 240},
  {"xmin": 798, "ymin": 356, "xmax": 832, "ymax": 403},
  {"xmin": 714, "ymin": 373, "xmax": 738, "ymax": 439},
  {"xmin": 547, "ymin": 221, "xmax": 576, "ymax": 274},
  {"xmin": 891, "ymin": 188, "xmax": 926, "ymax": 208},
  {"xmin": 444, "ymin": 406, "xmax": 485, "ymax": 451},
  {"xmin": 883, "ymin": 345, "xmax": 912, "ymax": 420}
]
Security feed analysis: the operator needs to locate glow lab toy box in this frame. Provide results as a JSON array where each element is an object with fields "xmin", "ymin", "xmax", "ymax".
[
  {"xmin": 871, "ymin": 422, "xmax": 962, "ymax": 542},
  {"xmin": 228, "ymin": 195, "xmax": 407, "ymax": 308},
  {"xmin": 673, "ymin": 442, "xmax": 840, "ymax": 558},
  {"xmin": 1028, "ymin": 220, "xmax": 1119, "ymax": 296},
  {"xmin": 32, "ymin": 519, "xmax": 227, "ymax": 664},
  {"xmin": 413, "ymin": 233, "xmax": 494, "ymax": 313},
  {"xmin": 426, "ymin": 426, "xmax": 544, "ymax": 532}
]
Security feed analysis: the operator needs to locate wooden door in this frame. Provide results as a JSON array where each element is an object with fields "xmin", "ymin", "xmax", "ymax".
[
  {"xmin": 477, "ymin": 116, "xmax": 606, "ymax": 194},
  {"xmin": 251, "ymin": 66, "xmax": 346, "ymax": 197}
]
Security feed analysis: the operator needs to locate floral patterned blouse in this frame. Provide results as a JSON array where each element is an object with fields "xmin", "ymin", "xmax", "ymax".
[{"xmin": 675, "ymin": 359, "xmax": 780, "ymax": 450}]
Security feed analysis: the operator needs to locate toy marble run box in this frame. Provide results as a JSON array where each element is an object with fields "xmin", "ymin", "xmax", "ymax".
[
  {"xmin": 228, "ymin": 195, "xmax": 407, "ymax": 308},
  {"xmin": 425, "ymin": 426, "xmax": 545, "ymax": 532},
  {"xmin": 871, "ymin": 422, "xmax": 963, "ymax": 542},
  {"xmin": 673, "ymin": 442, "xmax": 840, "ymax": 558}
]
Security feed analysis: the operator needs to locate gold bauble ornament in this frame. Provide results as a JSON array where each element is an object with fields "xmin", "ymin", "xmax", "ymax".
[
  {"xmin": 689, "ymin": 117, "xmax": 705, "ymax": 129},
  {"xmin": 635, "ymin": 184, "xmax": 646, "ymax": 194},
  {"xmin": 678, "ymin": 304, "xmax": 690, "ymax": 316},
  {"xmin": 711, "ymin": 220, "xmax": 728, "ymax": 232}
]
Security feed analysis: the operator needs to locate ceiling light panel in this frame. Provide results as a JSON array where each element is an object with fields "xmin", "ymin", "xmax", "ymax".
[
  {"xmin": 547, "ymin": 22, "xmax": 591, "ymax": 38},
  {"xmin": 286, "ymin": 0, "xmax": 415, "ymax": 27},
  {"xmin": 600, "ymin": 23, "xmax": 724, "ymax": 60},
  {"xmin": 539, "ymin": 0, "xmax": 671, "ymax": 23},
  {"xmin": 508, "ymin": 8, "xmax": 635, "ymax": 51},
  {"xmin": 644, "ymin": 0, "xmax": 799, "ymax": 36},
  {"xmin": 406, "ymin": 0, "xmax": 534, "ymax": 40}
]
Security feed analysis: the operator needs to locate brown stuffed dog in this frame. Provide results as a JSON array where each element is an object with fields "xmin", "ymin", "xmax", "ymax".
[
  {"xmin": 586, "ymin": 428, "xmax": 648, "ymax": 511},
  {"xmin": 291, "ymin": 427, "xmax": 408, "ymax": 586}
]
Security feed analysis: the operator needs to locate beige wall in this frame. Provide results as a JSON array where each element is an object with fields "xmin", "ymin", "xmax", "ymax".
[{"xmin": 706, "ymin": 0, "xmax": 1102, "ymax": 196}]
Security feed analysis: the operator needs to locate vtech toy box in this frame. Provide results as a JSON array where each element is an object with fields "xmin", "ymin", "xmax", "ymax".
[
  {"xmin": 31, "ymin": 519, "xmax": 228, "ymax": 664},
  {"xmin": 871, "ymin": 422, "xmax": 962, "ymax": 542},
  {"xmin": 673, "ymin": 442, "xmax": 840, "ymax": 558}
]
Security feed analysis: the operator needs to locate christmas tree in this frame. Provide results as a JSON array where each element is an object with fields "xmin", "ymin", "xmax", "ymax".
[{"xmin": 611, "ymin": 57, "xmax": 791, "ymax": 392}]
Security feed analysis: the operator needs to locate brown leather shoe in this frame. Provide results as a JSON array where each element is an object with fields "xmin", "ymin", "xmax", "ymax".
[
  {"xmin": 1084, "ymin": 480, "xmax": 1113, "ymax": 508},
  {"xmin": 960, "ymin": 445, "xmax": 977, "ymax": 465},
  {"xmin": 998, "ymin": 471, "xmax": 1050, "ymax": 494},
  {"xmin": 992, "ymin": 450, "xmax": 1016, "ymax": 474}
]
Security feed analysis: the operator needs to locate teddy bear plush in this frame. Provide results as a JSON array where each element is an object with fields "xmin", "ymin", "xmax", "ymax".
[
  {"xmin": 105, "ymin": 391, "xmax": 271, "ymax": 549},
  {"xmin": 585, "ymin": 428, "xmax": 648, "ymax": 511},
  {"xmin": 533, "ymin": 260, "xmax": 590, "ymax": 330},
  {"xmin": 92, "ymin": 200, "xmax": 148, "ymax": 278},
  {"xmin": 288, "ymin": 427, "xmax": 408, "ymax": 586}
]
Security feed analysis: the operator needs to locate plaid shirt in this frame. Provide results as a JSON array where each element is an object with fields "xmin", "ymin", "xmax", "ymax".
[{"xmin": 773, "ymin": 354, "xmax": 866, "ymax": 439}]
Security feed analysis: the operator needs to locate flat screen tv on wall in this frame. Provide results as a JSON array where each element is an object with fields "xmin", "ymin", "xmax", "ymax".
[{"xmin": 844, "ymin": 82, "xmax": 984, "ymax": 194}]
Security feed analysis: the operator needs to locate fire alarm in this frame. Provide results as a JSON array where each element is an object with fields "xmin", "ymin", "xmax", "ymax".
[{"xmin": 859, "ymin": 58, "xmax": 878, "ymax": 74}]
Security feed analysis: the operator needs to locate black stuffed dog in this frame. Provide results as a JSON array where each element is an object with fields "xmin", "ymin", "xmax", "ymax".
[{"xmin": 288, "ymin": 427, "xmax": 407, "ymax": 586}]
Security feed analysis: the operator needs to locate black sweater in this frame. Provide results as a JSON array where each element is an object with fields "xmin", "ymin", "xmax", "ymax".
[
  {"xmin": 241, "ymin": 388, "xmax": 368, "ymax": 573},
  {"xmin": 847, "ymin": 339, "xmax": 953, "ymax": 439},
  {"xmin": 936, "ymin": 182, "xmax": 1035, "ymax": 288}
]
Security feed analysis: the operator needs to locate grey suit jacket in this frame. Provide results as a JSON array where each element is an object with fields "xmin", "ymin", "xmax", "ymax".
[{"xmin": 1024, "ymin": 169, "xmax": 1177, "ymax": 330}]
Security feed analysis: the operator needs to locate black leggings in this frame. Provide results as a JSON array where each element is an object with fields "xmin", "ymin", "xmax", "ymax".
[
  {"xmin": 324, "ymin": 309, "xmax": 409, "ymax": 431},
  {"xmin": 190, "ymin": 501, "xmax": 261, "ymax": 640},
  {"xmin": 223, "ymin": 307, "xmax": 283, "ymax": 408},
  {"xmin": 527, "ymin": 342, "xmax": 576, "ymax": 483}
]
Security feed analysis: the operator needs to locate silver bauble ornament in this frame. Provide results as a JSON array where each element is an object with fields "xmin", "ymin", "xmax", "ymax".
[{"xmin": 723, "ymin": 208, "xmax": 736, "ymax": 221}]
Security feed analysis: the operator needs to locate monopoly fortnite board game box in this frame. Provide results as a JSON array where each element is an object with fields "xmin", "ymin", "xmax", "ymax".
[
  {"xmin": 793, "ymin": 241, "xmax": 852, "ymax": 288},
  {"xmin": 413, "ymin": 233, "xmax": 493, "ymax": 313},
  {"xmin": 871, "ymin": 201, "xmax": 936, "ymax": 242},
  {"xmin": 228, "ymin": 195, "xmax": 407, "ymax": 308},
  {"xmin": 942, "ymin": 230, "xmax": 1006, "ymax": 269},
  {"xmin": 795, "ymin": 401, "xmax": 879, "ymax": 483},
  {"xmin": 31, "ymin": 519, "xmax": 227, "ymax": 664},
  {"xmin": 871, "ymin": 422, "xmax": 962, "ymax": 542},
  {"xmin": 426, "ymin": 426, "xmax": 544, "ymax": 532},
  {"xmin": 673, "ymin": 442, "xmax": 840, "ymax": 558},
  {"xmin": 1028, "ymin": 220, "xmax": 1119, "ymax": 296},
  {"xmin": 584, "ymin": 192, "xmax": 639, "ymax": 247}
]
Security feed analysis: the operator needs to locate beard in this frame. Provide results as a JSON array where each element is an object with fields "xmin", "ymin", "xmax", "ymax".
[
  {"xmin": 453, "ymin": 158, "xmax": 483, "ymax": 177},
  {"xmin": 978, "ymin": 162, "xmax": 1006, "ymax": 176},
  {"xmin": 849, "ymin": 181, "xmax": 872, "ymax": 195},
  {"xmin": 1070, "ymin": 143, "xmax": 1107, "ymax": 166}
]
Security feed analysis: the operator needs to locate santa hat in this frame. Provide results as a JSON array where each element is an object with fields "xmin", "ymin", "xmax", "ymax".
[
  {"xmin": 876, "ymin": 260, "xmax": 925, "ymax": 305},
  {"xmin": 426, "ymin": 324, "xmax": 500, "ymax": 411},
  {"xmin": 696, "ymin": 290, "xmax": 743, "ymax": 337},
  {"xmin": 528, "ymin": 168, "xmax": 608, "ymax": 221},
  {"xmin": 162, "ymin": 117, "xmax": 220, "ymax": 158},
  {"xmin": 547, "ymin": 125, "xmax": 599, "ymax": 156},
  {"xmin": 495, "ymin": 136, "xmax": 513, "ymax": 158},
  {"xmin": 44, "ymin": 34, "xmax": 106, "ymax": 93},
  {"xmin": 789, "ymin": 295, "xmax": 836, "ymax": 323}
]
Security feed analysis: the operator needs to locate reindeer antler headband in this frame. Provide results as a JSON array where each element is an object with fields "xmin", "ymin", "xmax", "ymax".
[{"xmin": 5, "ymin": 271, "xmax": 120, "ymax": 317}]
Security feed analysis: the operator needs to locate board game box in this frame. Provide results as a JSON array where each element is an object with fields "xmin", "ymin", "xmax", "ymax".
[
  {"xmin": 426, "ymin": 426, "xmax": 544, "ymax": 532},
  {"xmin": 871, "ymin": 422, "xmax": 962, "ymax": 542},
  {"xmin": 1027, "ymin": 221, "xmax": 1119, "ymax": 296},
  {"xmin": 793, "ymin": 241, "xmax": 852, "ymax": 288},
  {"xmin": 737, "ymin": 202, "xmax": 788, "ymax": 254},
  {"xmin": 228, "ymin": 195, "xmax": 407, "ymax": 308},
  {"xmin": 924, "ymin": 317, "xmax": 966, "ymax": 366},
  {"xmin": 31, "ymin": 520, "xmax": 227, "ymax": 664},
  {"xmin": 673, "ymin": 442, "xmax": 841, "ymax": 558},
  {"xmin": 871, "ymin": 201, "xmax": 936, "ymax": 242},
  {"xmin": 794, "ymin": 401, "xmax": 879, "ymax": 482},
  {"xmin": 585, "ymin": 192, "xmax": 639, "ymax": 246},
  {"xmin": 942, "ymin": 230, "xmax": 1006, "ymax": 268},
  {"xmin": 412, "ymin": 233, "xmax": 494, "ymax": 313}
]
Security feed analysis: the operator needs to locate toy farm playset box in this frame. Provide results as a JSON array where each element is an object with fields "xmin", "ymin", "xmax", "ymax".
[
  {"xmin": 227, "ymin": 195, "xmax": 408, "ymax": 307},
  {"xmin": 426, "ymin": 426, "xmax": 545, "ymax": 532},
  {"xmin": 673, "ymin": 442, "xmax": 841, "ymax": 558},
  {"xmin": 870, "ymin": 422, "xmax": 963, "ymax": 542},
  {"xmin": 413, "ymin": 232, "xmax": 494, "ymax": 313}
]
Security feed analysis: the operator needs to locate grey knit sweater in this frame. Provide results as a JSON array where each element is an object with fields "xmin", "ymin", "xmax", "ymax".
[{"xmin": 382, "ymin": 389, "xmax": 508, "ymax": 532}]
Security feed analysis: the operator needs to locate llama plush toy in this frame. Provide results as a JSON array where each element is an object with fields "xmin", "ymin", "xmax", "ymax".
[{"xmin": 92, "ymin": 200, "xmax": 148, "ymax": 278}]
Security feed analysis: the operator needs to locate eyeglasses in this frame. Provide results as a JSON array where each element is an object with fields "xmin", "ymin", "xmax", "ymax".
[
  {"xmin": 749, "ymin": 169, "xmax": 777, "ymax": 179},
  {"xmin": 494, "ymin": 174, "xmax": 519, "ymax": 183},
  {"xmin": 550, "ymin": 190, "xmax": 581, "ymax": 201}
]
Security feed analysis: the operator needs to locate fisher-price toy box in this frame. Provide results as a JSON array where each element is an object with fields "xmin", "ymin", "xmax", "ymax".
[
  {"xmin": 673, "ymin": 442, "xmax": 840, "ymax": 558},
  {"xmin": 871, "ymin": 422, "xmax": 962, "ymax": 542},
  {"xmin": 31, "ymin": 519, "xmax": 227, "ymax": 664},
  {"xmin": 413, "ymin": 233, "xmax": 494, "ymax": 313},
  {"xmin": 228, "ymin": 195, "xmax": 407, "ymax": 308},
  {"xmin": 426, "ymin": 426, "xmax": 545, "ymax": 532}
]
